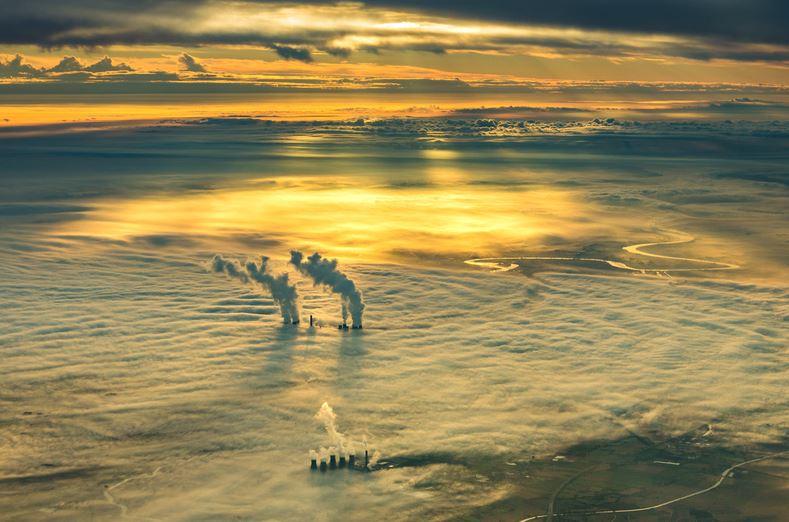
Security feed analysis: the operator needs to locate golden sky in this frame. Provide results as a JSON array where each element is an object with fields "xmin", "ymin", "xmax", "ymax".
[
  {"xmin": 1, "ymin": 1, "xmax": 787, "ymax": 124},
  {"xmin": 3, "ymin": 1, "xmax": 788, "ymax": 81}
]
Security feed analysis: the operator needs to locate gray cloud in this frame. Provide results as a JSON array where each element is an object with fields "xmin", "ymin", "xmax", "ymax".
[
  {"xmin": 93, "ymin": 71, "xmax": 179, "ymax": 82},
  {"xmin": 364, "ymin": 0, "xmax": 789, "ymax": 46},
  {"xmin": 85, "ymin": 56, "xmax": 133, "ymax": 72},
  {"xmin": 271, "ymin": 45, "xmax": 313, "ymax": 62},
  {"xmin": 48, "ymin": 56, "xmax": 84, "ymax": 72},
  {"xmin": 0, "ymin": 55, "xmax": 45, "ymax": 78},
  {"xmin": 0, "ymin": 53, "xmax": 143, "ymax": 83},
  {"xmin": 178, "ymin": 53, "xmax": 206, "ymax": 72},
  {"xmin": 43, "ymin": 55, "xmax": 134, "ymax": 75},
  {"xmin": 0, "ymin": 70, "xmax": 786, "ymax": 105},
  {"xmin": 1, "ymin": 69, "xmax": 786, "ymax": 100},
  {"xmin": 0, "ymin": 2, "xmax": 321, "ymax": 62}
]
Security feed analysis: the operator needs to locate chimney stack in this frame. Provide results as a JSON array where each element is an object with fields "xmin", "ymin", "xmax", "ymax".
[{"xmin": 329, "ymin": 447, "xmax": 337, "ymax": 468}]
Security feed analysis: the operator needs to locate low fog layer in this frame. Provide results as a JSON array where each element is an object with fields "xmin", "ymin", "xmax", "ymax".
[
  {"xmin": 1, "ymin": 238, "xmax": 785, "ymax": 519},
  {"xmin": 0, "ymin": 117, "xmax": 786, "ymax": 519}
]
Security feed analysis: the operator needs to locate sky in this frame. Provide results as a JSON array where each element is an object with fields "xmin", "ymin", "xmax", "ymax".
[{"xmin": 1, "ymin": 0, "xmax": 787, "ymax": 115}]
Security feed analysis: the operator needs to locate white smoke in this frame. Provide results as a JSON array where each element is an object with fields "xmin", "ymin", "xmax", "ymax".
[
  {"xmin": 210, "ymin": 254, "xmax": 300, "ymax": 324},
  {"xmin": 315, "ymin": 401, "xmax": 351, "ymax": 454},
  {"xmin": 368, "ymin": 450, "xmax": 381, "ymax": 468},
  {"xmin": 290, "ymin": 251, "xmax": 364, "ymax": 327},
  {"xmin": 312, "ymin": 402, "xmax": 383, "ymax": 469}
]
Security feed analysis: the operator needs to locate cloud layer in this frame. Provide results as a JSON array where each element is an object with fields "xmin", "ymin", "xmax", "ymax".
[
  {"xmin": 1, "ymin": 1, "xmax": 787, "ymax": 64},
  {"xmin": 0, "ymin": 53, "xmax": 133, "ymax": 78},
  {"xmin": 0, "ymin": 113, "xmax": 786, "ymax": 519}
]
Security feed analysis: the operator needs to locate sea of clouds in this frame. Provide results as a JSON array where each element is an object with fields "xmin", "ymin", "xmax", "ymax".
[{"xmin": 0, "ymin": 117, "xmax": 786, "ymax": 519}]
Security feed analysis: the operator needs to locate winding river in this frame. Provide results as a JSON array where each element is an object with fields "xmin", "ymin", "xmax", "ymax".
[{"xmin": 465, "ymin": 229, "xmax": 739, "ymax": 275}]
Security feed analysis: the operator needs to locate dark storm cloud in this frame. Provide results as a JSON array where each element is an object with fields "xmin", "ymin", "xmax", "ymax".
[
  {"xmin": 365, "ymin": 0, "xmax": 789, "ymax": 45},
  {"xmin": 271, "ymin": 45, "xmax": 313, "ymax": 62},
  {"xmin": 6, "ymin": 1, "xmax": 783, "ymax": 46},
  {"xmin": 466, "ymin": 33, "xmax": 789, "ymax": 64},
  {"xmin": 323, "ymin": 47, "xmax": 352, "ymax": 58},
  {"xmin": 0, "ymin": 1, "xmax": 323, "ymax": 62}
]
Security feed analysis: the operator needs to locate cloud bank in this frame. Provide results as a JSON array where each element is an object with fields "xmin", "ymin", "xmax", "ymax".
[
  {"xmin": 1, "ymin": 1, "xmax": 787, "ymax": 64},
  {"xmin": 0, "ymin": 54, "xmax": 134, "ymax": 78}
]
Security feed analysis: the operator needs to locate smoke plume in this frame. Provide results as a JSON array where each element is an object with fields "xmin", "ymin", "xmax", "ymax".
[
  {"xmin": 315, "ymin": 401, "xmax": 351, "ymax": 453},
  {"xmin": 210, "ymin": 254, "xmax": 249, "ymax": 282},
  {"xmin": 290, "ymin": 251, "xmax": 364, "ymax": 327},
  {"xmin": 210, "ymin": 254, "xmax": 300, "ymax": 324}
]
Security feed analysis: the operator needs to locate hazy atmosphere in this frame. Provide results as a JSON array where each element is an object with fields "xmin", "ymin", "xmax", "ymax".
[{"xmin": 0, "ymin": 1, "xmax": 787, "ymax": 521}]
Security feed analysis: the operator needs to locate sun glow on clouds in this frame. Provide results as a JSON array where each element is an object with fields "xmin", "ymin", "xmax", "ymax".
[
  {"xmin": 56, "ymin": 177, "xmax": 582, "ymax": 261},
  {"xmin": 5, "ymin": 1, "xmax": 784, "ymax": 73},
  {"xmin": 194, "ymin": 3, "xmax": 693, "ymax": 59}
]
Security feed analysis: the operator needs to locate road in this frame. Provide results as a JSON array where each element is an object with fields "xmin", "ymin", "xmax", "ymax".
[
  {"xmin": 102, "ymin": 466, "xmax": 163, "ymax": 519},
  {"xmin": 547, "ymin": 465, "xmax": 599, "ymax": 521},
  {"xmin": 518, "ymin": 450, "xmax": 787, "ymax": 521}
]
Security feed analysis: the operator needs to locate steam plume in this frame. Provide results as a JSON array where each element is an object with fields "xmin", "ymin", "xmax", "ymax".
[
  {"xmin": 210, "ymin": 254, "xmax": 300, "ymax": 324},
  {"xmin": 290, "ymin": 251, "xmax": 364, "ymax": 327},
  {"xmin": 315, "ymin": 401, "xmax": 352, "ymax": 454},
  {"xmin": 210, "ymin": 254, "xmax": 249, "ymax": 282}
]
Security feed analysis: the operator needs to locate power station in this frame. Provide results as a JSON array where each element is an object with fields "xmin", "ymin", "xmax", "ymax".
[
  {"xmin": 309, "ymin": 448, "xmax": 370, "ymax": 472},
  {"xmin": 337, "ymin": 321, "xmax": 363, "ymax": 330},
  {"xmin": 210, "ymin": 251, "xmax": 365, "ymax": 330},
  {"xmin": 303, "ymin": 314, "xmax": 363, "ymax": 331}
]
